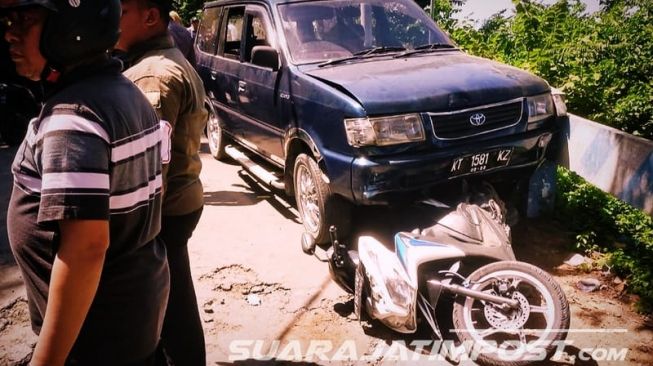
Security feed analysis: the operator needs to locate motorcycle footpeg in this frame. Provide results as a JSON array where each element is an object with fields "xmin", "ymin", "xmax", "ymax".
[{"xmin": 329, "ymin": 225, "xmax": 347, "ymax": 268}]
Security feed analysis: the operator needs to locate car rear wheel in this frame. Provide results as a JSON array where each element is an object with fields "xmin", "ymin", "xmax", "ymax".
[
  {"xmin": 293, "ymin": 153, "xmax": 351, "ymax": 244},
  {"xmin": 206, "ymin": 104, "xmax": 228, "ymax": 160}
]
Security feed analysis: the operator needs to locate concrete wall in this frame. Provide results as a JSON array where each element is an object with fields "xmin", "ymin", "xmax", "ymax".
[{"xmin": 557, "ymin": 114, "xmax": 653, "ymax": 215}]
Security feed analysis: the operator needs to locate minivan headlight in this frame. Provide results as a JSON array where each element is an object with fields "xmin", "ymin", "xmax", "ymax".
[
  {"xmin": 344, "ymin": 114, "xmax": 425, "ymax": 147},
  {"xmin": 527, "ymin": 94, "xmax": 555, "ymax": 123},
  {"xmin": 551, "ymin": 88, "xmax": 568, "ymax": 117}
]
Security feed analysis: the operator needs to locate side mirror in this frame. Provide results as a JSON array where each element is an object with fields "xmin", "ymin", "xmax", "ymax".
[{"xmin": 251, "ymin": 46, "xmax": 279, "ymax": 71}]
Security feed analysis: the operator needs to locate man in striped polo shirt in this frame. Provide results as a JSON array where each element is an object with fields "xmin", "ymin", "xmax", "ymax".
[{"xmin": 2, "ymin": 0, "xmax": 169, "ymax": 365}]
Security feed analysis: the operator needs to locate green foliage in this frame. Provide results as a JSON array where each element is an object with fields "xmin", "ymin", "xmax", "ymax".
[
  {"xmin": 416, "ymin": 0, "xmax": 465, "ymax": 33},
  {"xmin": 556, "ymin": 167, "xmax": 653, "ymax": 312},
  {"xmin": 445, "ymin": 0, "xmax": 653, "ymax": 139},
  {"xmin": 173, "ymin": 0, "xmax": 203, "ymax": 24}
]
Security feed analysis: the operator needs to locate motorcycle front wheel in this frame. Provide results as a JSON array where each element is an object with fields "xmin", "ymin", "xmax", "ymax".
[{"xmin": 451, "ymin": 261, "xmax": 570, "ymax": 366}]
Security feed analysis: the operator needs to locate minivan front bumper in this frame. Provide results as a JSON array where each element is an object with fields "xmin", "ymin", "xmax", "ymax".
[{"xmin": 343, "ymin": 130, "xmax": 555, "ymax": 205}]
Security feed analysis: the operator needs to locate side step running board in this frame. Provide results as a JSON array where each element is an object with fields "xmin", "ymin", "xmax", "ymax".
[{"xmin": 224, "ymin": 145, "xmax": 285, "ymax": 190}]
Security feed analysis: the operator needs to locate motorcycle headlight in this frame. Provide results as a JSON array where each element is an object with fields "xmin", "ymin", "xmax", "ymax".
[
  {"xmin": 344, "ymin": 114, "xmax": 425, "ymax": 147},
  {"xmin": 551, "ymin": 88, "xmax": 568, "ymax": 117},
  {"xmin": 383, "ymin": 267, "xmax": 414, "ymax": 308},
  {"xmin": 526, "ymin": 94, "xmax": 555, "ymax": 123}
]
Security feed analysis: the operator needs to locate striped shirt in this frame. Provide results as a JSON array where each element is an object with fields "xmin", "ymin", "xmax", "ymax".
[{"xmin": 7, "ymin": 59, "xmax": 169, "ymax": 364}]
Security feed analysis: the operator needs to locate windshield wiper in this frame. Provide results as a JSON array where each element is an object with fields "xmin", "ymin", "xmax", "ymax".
[
  {"xmin": 318, "ymin": 46, "xmax": 407, "ymax": 67},
  {"xmin": 317, "ymin": 55, "xmax": 363, "ymax": 67},
  {"xmin": 395, "ymin": 43, "xmax": 457, "ymax": 57},
  {"xmin": 352, "ymin": 46, "xmax": 407, "ymax": 56}
]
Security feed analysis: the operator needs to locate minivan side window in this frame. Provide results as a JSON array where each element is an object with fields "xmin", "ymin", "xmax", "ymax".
[
  {"xmin": 197, "ymin": 7, "xmax": 222, "ymax": 54},
  {"xmin": 221, "ymin": 7, "xmax": 245, "ymax": 60},
  {"xmin": 243, "ymin": 8, "xmax": 272, "ymax": 63}
]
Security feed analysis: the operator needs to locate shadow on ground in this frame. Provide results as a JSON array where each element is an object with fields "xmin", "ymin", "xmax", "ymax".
[
  {"xmin": 511, "ymin": 217, "xmax": 577, "ymax": 272},
  {"xmin": 217, "ymin": 361, "xmax": 322, "ymax": 366}
]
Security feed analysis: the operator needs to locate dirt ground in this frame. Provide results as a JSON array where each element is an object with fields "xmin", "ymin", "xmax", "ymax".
[{"xmin": 1, "ymin": 142, "xmax": 652, "ymax": 365}]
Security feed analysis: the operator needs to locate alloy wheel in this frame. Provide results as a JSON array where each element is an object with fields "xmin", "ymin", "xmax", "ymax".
[
  {"xmin": 296, "ymin": 163, "xmax": 321, "ymax": 233},
  {"xmin": 207, "ymin": 112, "xmax": 221, "ymax": 152}
]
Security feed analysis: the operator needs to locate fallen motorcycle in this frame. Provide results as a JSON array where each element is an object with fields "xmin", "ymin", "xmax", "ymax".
[{"xmin": 302, "ymin": 184, "xmax": 570, "ymax": 365}]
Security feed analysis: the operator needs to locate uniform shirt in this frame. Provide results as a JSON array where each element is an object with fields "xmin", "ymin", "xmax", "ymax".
[
  {"xmin": 122, "ymin": 34, "xmax": 207, "ymax": 216},
  {"xmin": 7, "ymin": 58, "xmax": 169, "ymax": 365}
]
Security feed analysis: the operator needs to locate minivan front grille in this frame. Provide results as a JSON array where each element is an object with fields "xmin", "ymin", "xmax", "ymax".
[{"xmin": 428, "ymin": 98, "xmax": 524, "ymax": 140}]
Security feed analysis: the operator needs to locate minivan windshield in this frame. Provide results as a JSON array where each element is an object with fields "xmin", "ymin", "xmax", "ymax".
[{"xmin": 278, "ymin": 0, "xmax": 454, "ymax": 64}]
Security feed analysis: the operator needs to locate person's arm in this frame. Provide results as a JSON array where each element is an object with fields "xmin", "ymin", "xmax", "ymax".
[
  {"xmin": 132, "ymin": 73, "xmax": 183, "ymax": 193},
  {"xmin": 30, "ymin": 220, "xmax": 109, "ymax": 366}
]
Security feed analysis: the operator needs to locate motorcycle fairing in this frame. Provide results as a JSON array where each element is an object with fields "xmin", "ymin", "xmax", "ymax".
[
  {"xmin": 357, "ymin": 201, "xmax": 517, "ymax": 334},
  {"xmin": 394, "ymin": 233, "xmax": 466, "ymax": 285},
  {"xmin": 358, "ymin": 234, "xmax": 465, "ymax": 333},
  {"xmin": 411, "ymin": 202, "xmax": 517, "ymax": 266}
]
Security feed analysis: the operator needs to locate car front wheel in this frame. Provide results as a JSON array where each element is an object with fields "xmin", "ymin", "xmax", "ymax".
[{"xmin": 293, "ymin": 153, "xmax": 351, "ymax": 244}]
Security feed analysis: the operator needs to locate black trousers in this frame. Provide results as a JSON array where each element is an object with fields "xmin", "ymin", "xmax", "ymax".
[
  {"xmin": 158, "ymin": 208, "xmax": 205, "ymax": 366},
  {"xmin": 67, "ymin": 345, "xmax": 165, "ymax": 366}
]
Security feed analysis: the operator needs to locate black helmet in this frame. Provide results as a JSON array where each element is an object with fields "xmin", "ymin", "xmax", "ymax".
[{"xmin": 1, "ymin": 0, "xmax": 121, "ymax": 69}]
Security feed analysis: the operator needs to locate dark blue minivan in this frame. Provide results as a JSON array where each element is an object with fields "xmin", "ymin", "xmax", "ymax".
[{"xmin": 196, "ymin": 0, "xmax": 567, "ymax": 242}]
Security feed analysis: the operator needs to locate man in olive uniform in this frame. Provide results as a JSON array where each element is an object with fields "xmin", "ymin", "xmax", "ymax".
[{"xmin": 115, "ymin": 0, "xmax": 207, "ymax": 364}]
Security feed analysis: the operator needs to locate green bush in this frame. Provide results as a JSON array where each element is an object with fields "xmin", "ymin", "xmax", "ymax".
[
  {"xmin": 173, "ymin": 0, "xmax": 203, "ymax": 24},
  {"xmin": 556, "ymin": 167, "xmax": 653, "ymax": 312},
  {"xmin": 448, "ymin": 0, "xmax": 653, "ymax": 139}
]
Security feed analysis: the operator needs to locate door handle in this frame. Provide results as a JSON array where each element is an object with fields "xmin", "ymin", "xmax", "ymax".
[
  {"xmin": 210, "ymin": 71, "xmax": 218, "ymax": 81},
  {"xmin": 238, "ymin": 81, "xmax": 247, "ymax": 93}
]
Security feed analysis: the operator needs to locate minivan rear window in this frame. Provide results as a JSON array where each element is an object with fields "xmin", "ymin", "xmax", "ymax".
[{"xmin": 222, "ymin": 7, "xmax": 245, "ymax": 59}]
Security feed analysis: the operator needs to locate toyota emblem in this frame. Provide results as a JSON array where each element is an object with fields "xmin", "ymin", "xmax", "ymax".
[{"xmin": 469, "ymin": 113, "xmax": 486, "ymax": 126}]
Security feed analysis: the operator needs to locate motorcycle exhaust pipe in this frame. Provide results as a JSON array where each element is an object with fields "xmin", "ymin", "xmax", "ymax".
[{"xmin": 437, "ymin": 281, "xmax": 520, "ymax": 308}]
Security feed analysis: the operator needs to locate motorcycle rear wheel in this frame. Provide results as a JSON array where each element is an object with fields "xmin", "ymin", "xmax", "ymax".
[{"xmin": 451, "ymin": 261, "xmax": 570, "ymax": 366}]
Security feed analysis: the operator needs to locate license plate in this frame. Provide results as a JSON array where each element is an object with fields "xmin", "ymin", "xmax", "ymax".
[{"xmin": 450, "ymin": 148, "xmax": 513, "ymax": 177}]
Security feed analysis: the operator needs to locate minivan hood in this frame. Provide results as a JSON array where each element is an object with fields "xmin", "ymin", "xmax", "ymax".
[{"xmin": 304, "ymin": 51, "xmax": 550, "ymax": 115}]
